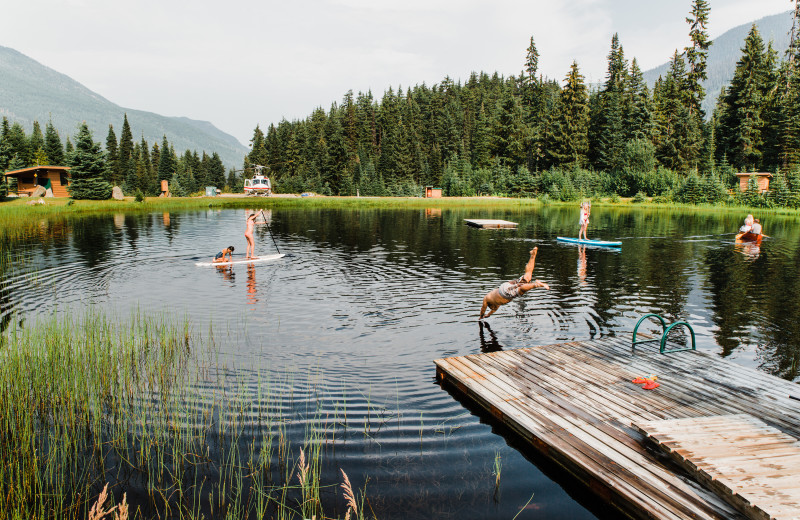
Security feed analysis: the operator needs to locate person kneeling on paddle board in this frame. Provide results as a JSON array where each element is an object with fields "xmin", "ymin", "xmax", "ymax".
[
  {"xmin": 212, "ymin": 246, "xmax": 235, "ymax": 263},
  {"xmin": 479, "ymin": 247, "xmax": 550, "ymax": 319}
]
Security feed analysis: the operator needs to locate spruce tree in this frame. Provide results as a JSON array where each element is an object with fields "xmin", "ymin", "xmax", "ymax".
[
  {"xmin": 547, "ymin": 61, "xmax": 590, "ymax": 167},
  {"xmin": 716, "ymin": 25, "xmax": 773, "ymax": 170},
  {"xmin": 44, "ymin": 120, "xmax": 65, "ymax": 166},
  {"xmin": 117, "ymin": 114, "xmax": 134, "ymax": 187},
  {"xmin": 105, "ymin": 125, "xmax": 118, "ymax": 183},
  {"xmin": 7, "ymin": 123, "xmax": 30, "ymax": 167},
  {"xmin": 29, "ymin": 121, "xmax": 45, "ymax": 165},
  {"xmin": 685, "ymin": 0, "xmax": 712, "ymax": 117},
  {"xmin": 67, "ymin": 123, "xmax": 112, "ymax": 200}
]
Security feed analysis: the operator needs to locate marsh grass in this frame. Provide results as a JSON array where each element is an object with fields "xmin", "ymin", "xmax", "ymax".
[{"xmin": 0, "ymin": 311, "xmax": 371, "ymax": 520}]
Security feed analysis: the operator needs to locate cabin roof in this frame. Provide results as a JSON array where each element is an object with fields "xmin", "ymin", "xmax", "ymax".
[
  {"xmin": 4, "ymin": 165, "xmax": 70, "ymax": 177},
  {"xmin": 734, "ymin": 172, "xmax": 772, "ymax": 177}
]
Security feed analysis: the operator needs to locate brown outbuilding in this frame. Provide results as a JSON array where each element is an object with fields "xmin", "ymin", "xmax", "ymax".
[
  {"xmin": 4, "ymin": 166, "xmax": 71, "ymax": 197},
  {"xmin": 735, "ymin": 172, "xmax": 771, "ymax": 193}
]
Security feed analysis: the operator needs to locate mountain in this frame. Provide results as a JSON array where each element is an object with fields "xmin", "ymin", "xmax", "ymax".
[
  {"xmin": 0, "ymin": 45, "xmax": 248, "ymax": 169},
  {"xmin": 642, "ymin": 11, "xmax": 793, "ymax": 116}
]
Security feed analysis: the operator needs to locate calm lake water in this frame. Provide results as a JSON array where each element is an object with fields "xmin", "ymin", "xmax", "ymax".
[{"xmin": 2, "ymin": 204, "xmax": 799, "ymax": 519}]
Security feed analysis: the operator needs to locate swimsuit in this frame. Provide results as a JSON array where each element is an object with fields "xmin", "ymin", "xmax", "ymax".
[
  {"xmin": 498, "ymin": 275, "xmax": 527, "ymax": 300},
  {"xmin": 215, "ymin": 251, "xmax": 224, "ymax": 259}
]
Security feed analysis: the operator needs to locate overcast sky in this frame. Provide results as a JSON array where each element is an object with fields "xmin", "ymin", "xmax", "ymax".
[{"xmin": 3, "ymin": 0, "xmax": 792, "ymax": 146}]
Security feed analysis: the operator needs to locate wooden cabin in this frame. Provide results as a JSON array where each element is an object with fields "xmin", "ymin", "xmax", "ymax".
[
  {"xmin": 4, "ymin": 166, "xmax": 71, "ymax": 197},
  {"xmin": 735, "ymin": 172, "xmax": 771, "ymax": 193},
  {"xmin": 424, "ymin": 186, "xmax": 442, "ymax": 198}
]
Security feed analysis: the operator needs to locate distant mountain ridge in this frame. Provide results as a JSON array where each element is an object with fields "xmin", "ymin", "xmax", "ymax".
[
  {"xmin": 0, "ymin": 45, "xmax": 248, "ymax": 169},
  {"xmin": 642, "ymin": 11, "xmax": 793, "ymax": 116}
]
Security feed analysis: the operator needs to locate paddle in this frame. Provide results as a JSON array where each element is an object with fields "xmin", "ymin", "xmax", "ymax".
[{"xmin": 259, "ymin": 209, "xmax": 282, "ymax": 254}]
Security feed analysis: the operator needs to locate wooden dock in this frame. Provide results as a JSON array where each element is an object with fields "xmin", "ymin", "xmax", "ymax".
[
  {"xmin": 434, "ymin": 336, "xmax": 800, "ymax": 520},
  {"xmin": 463, "ymin": 219, "xmax": 518, "ymax": 229}
]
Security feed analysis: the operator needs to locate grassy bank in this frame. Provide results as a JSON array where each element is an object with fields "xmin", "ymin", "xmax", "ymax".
[{"xmin": 0, "ymin": 311, "xmax": 368, "ymax": 520}]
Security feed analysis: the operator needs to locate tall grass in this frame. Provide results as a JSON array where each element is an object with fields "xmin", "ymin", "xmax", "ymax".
[{"xmin": 0, "ymin": 311, "xmax": 370, "ymax": 519}]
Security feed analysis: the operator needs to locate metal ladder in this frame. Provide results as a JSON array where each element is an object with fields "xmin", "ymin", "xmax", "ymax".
[{"xmin": 632, "ymin": 313, "xmax": 696, "ymax": 354}]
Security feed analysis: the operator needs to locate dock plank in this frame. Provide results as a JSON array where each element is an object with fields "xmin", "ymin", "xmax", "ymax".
[
  {"xmin": 634, "ymin": 414, "xmax": 800, "ymax": 519},
  {"xmin": 434, "ymin": 336, "xmax": 800, "ymax": 519}
]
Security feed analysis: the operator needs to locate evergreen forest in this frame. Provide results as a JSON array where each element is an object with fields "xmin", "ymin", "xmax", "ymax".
[{"xmin": 3, "ymin": 0, "xmax": 800, "ymax": 207}]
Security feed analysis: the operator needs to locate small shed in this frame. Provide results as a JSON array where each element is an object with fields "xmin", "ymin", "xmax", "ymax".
[
  {"xmin": 425, "ymin": 186, "xmax": 442, "ymax": 198},
  {"xmin": 4, "ymin": 165, "xmax": 70, "ymax": 197},
  {"xmin": 735, "ymin": 172, "xmax": 772, "ymax": 193}
]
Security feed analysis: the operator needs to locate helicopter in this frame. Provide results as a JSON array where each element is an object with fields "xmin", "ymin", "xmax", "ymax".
[{"xmin": 240, "ymin": 165, "xmax": 272, "ymax": 196}]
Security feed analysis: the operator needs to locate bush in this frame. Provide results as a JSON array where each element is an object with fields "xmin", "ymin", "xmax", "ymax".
[
  {"xmin": 632, "ymin": 191, "xmax": 647, "ymax": 203},
  {"xmin": 134, "ymin": 189, "xmax": 145, "ymax": 203},
  {"xmin": 609, "ymin": 193, "xmax": 620, "ymax": 203}
]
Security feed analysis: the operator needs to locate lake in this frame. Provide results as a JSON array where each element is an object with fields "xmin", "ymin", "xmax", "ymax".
[{"xmin": 2, "ymin": 204, "xmax": 798, "ymax": 519}]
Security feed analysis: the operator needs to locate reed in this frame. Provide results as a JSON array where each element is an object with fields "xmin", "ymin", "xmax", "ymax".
[{"xmin": 0, "ymin": 310, "xmax": 372, "ymax": 519}]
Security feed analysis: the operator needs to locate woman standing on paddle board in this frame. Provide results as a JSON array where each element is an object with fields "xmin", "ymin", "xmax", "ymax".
[
  {"xmin": 578, "ymin": 201, "xmax": 591, "ymax": 241},
  {"xmin": 245, "ymin": 212, "xmax": 258, "ymax": 259}
]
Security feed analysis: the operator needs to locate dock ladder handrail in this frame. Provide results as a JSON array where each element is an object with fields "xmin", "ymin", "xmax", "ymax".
[{"xmin": 632, "ymin": 313, "xmax": 696, "ymax": 354}]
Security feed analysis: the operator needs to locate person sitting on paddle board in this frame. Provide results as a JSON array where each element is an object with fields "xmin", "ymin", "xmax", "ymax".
[
  {"xmin": 739, "ymin": 214, "xmax": 754, "ymax": 233},
  {"xmin": 479, "ymin": 247, "xmax": 550, "ymax": 320},
  {"xmin": 578, "ymin": 201, "xmax": 591, "ymax": 241},
  {"xmin": 212, "ymin": 246, "xmax": 235, "ymax": 263},
  {"xmin": 245, "ymin": 212, "xmax": 258, "ymax": 259}
]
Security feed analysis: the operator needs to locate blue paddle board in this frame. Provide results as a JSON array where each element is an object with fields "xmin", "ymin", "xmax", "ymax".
[
  {"xmin": 196, "ymin": 253, "xmax": 286, "ymax": 267},
  {"xmin": 556, "ymin": 237, "xmax": 622, "ymax": 247}
]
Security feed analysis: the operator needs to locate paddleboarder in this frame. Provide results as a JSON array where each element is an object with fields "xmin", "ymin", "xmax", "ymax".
[
  {"xmin": 212, "ymin": 245, "xmax": 235, "ymax": 263},
  {"xmin": 245, "ymin": 212, "xmax": 258, "ymax": 259},
  {"xmin": 479, "ymin": 247, "xmax": 550, "ymax": 319},
  {"xmin": 578, "ymin": 201, "xmax": 591, "ymax": 241}
]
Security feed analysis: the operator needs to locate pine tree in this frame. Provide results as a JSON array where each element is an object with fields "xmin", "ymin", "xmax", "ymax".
[
  {"xmin": 0, "ymin": 118, "xmax": 12, "ymax": 171},
  {"xmin": 547, "ymin": 61, "xmax": 590, "ymax": 167},
  {"xmin": 29, "ymin": 121, "xmax": 45, "ymax": 165},
  {"xmin": 715, "ymin": 25, "xmax": 774, "ymax": 170},
  {"xmin": 44, "ymin": 120, "xmax": 65, "ymax": 166},
  {"xmin": 591, "ymin": 34, "xmax": 628, "ymax": 172},
  {"xmin": 67, "ymin": 123, "xmax": 112, "ymax": 200},
  {"xmin": 105, "ymin": 125, "xmax": 118, "ymax": 183},
  {"xmin": 6, "ymin": 122, "xmax": 30, "ymax": 167},
  {"xmin": 624, "ymin": 59, "xmax": 655, "ymax": 142},
  {"xmin": 117, "ymin": 114, "xmax": 134, "ymax": 187},
  {"xmin": 157, "ymin": 136, "xmax": 175, "ymax": 183},
  {"xmin": 207, "ymin": 152, "xmax": 226, "ymax": 188},
  {"xmin": 685, "ymin": 0, "xmax": 712, "ymax": 117}
]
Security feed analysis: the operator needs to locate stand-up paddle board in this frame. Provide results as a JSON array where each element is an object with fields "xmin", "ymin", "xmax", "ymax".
[
  {"xmin": 556, "ymin": 237, "xmax": 622, "ymax": 247},
  {"xmin": 195, "ymin": 253, "xmax": 286, "ymax": 267}
]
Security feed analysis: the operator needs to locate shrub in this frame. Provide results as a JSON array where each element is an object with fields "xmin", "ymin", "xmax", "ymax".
[
  {"xmin": 632, "ymin": 191, "xmax": 647, "ymax": 203},
  {"xmin": 609, "ymin": 193, "xmax": 620, "ymax": 203},
  {"xmin": 134, "ymin": 189, "xmax": 145, "ymax": 203}
]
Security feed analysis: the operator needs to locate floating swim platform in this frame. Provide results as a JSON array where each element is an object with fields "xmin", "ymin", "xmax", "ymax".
[
  {"xmin": 195, "ymin": 253, "xmax": 285, "ymax": 267},
  {"xmin": 557, "ymin": 236, "xmax": 622, "ymax": 247},
  {"xmin": 464, "ymin": 219, "xmax": 518, "ymax": 229}
]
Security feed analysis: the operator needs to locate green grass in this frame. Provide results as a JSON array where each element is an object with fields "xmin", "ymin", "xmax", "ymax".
[{"xmin": 0, "ymin": 310, "xmax": 370, "ymax": 520}]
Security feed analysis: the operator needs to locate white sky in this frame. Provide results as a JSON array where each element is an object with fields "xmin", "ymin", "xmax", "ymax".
[{"xmin": 2, "ymin": 0, "xmax": 792, "ymax": 145}]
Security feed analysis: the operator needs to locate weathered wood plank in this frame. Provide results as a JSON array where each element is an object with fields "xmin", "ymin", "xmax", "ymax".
[
  {"xmin": 433, "ymin": 336, "xmax": 800, "ymax": 519},
  {"xmin": 635, "ymin": 413, "xmax": 800, "ymax": 519}
]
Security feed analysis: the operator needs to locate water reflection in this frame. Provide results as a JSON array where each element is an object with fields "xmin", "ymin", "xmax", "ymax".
[
  {"xmin": 478, "ymin": 321, "xmax": 504, "ymax": 352},
  {"xmin": 246, "ymin": 263, "xmax": 258, "ymax": 304}
]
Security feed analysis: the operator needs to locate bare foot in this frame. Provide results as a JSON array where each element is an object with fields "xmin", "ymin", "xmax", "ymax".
[{"xmin": 536, "ymin": 279, "xmax": 550, "ymax": 290}]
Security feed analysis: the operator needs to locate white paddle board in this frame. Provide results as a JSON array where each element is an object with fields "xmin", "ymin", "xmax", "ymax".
[
  {"xmin": 196, "ymin": 253, "xmax": 286, "ymax": 267},
  {"xmin": 556, "ymin": 237, "xmax": 622, "ymax": 247}
]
